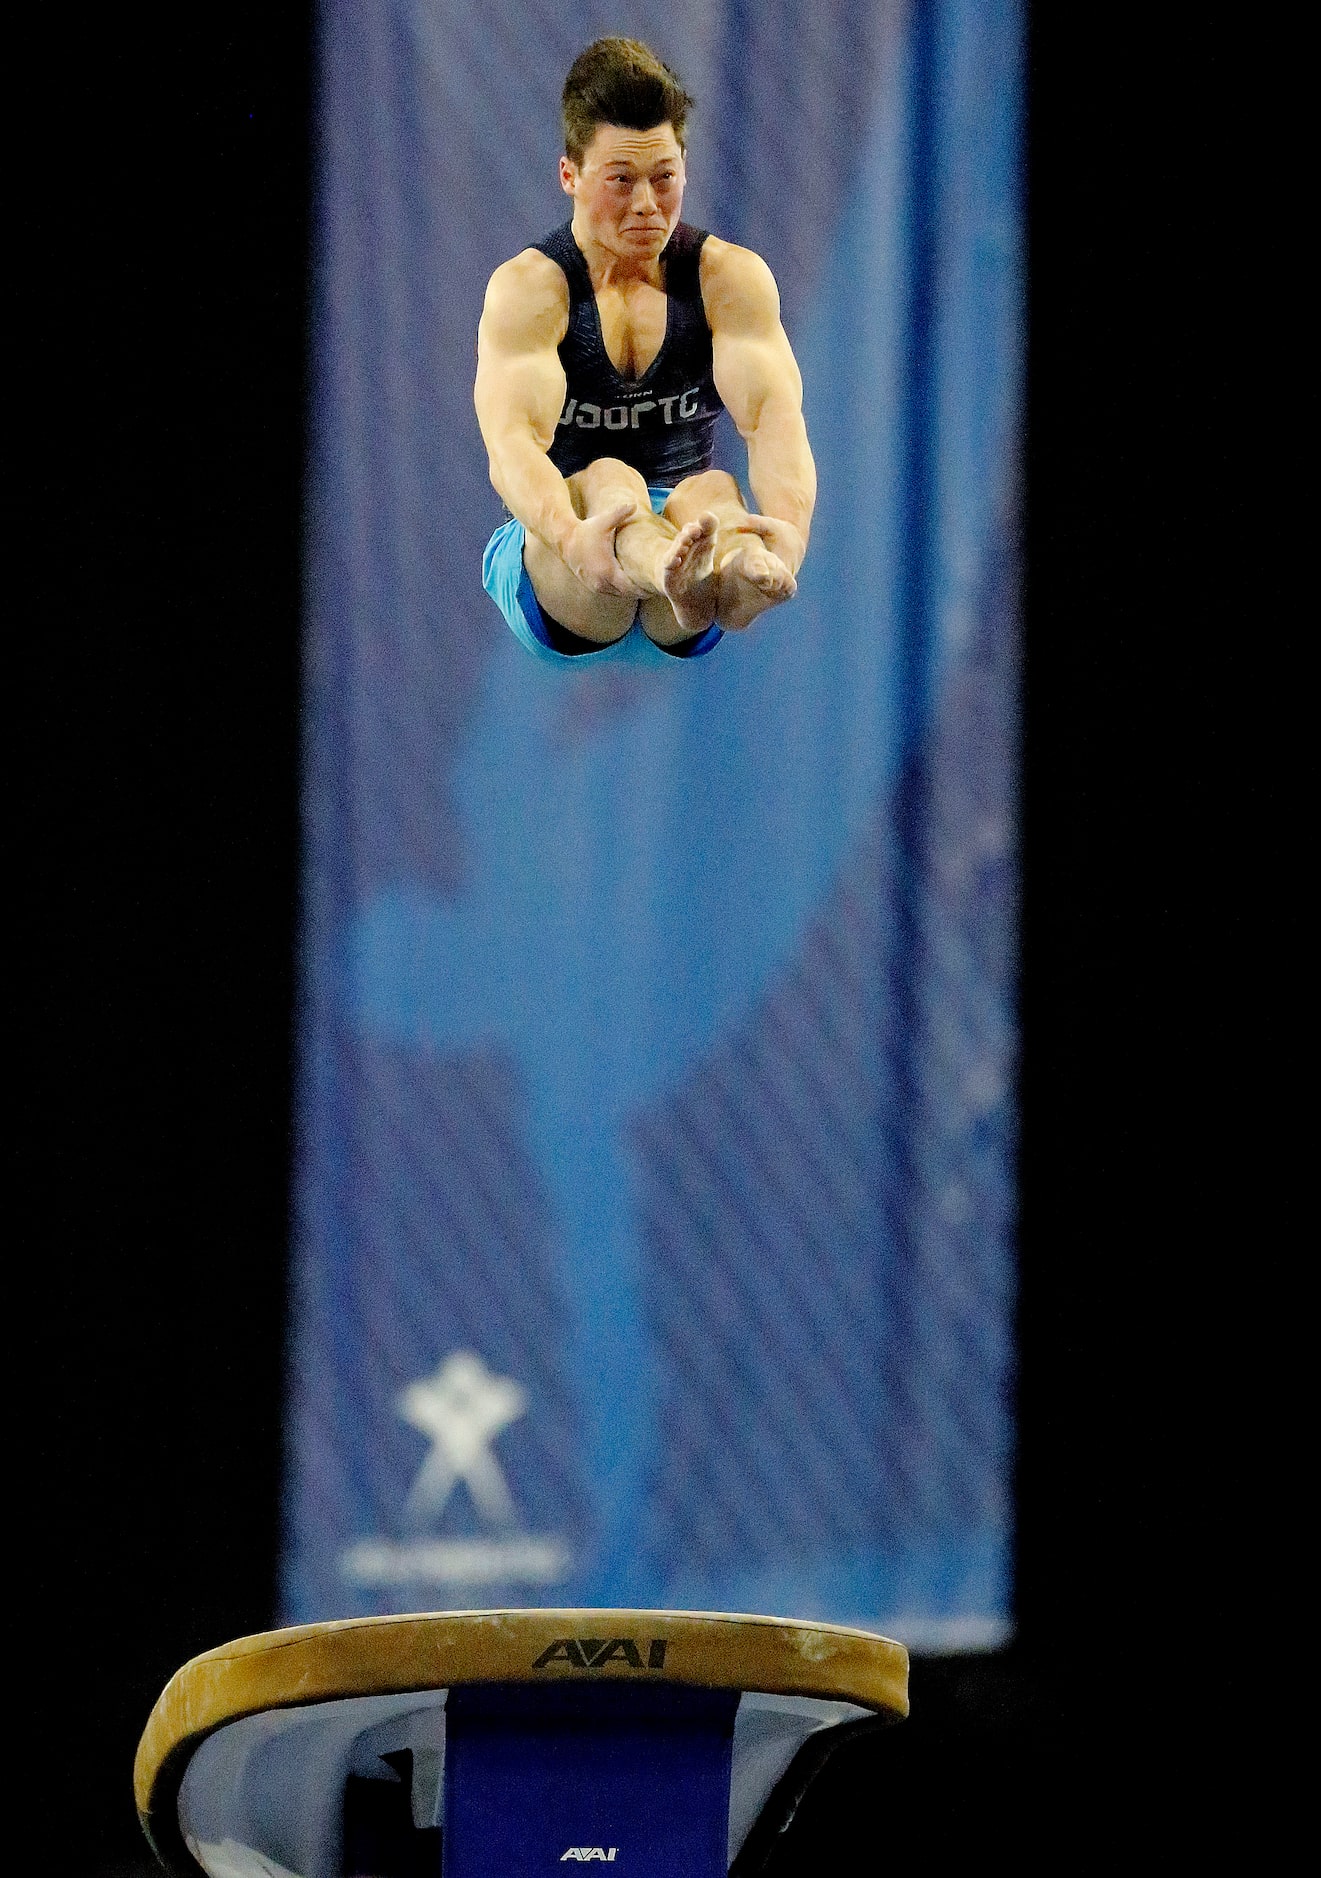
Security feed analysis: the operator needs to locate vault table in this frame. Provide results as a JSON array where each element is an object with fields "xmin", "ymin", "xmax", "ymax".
[{"xmin": 136, "ymin": 1608, "xmax": 909, "ymax": 1875}]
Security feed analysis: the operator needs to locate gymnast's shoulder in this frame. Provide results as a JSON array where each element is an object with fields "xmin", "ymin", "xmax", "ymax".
[
  {"xmin": 479, "ymin": 248, "xmax": 570, "ymax": 352},
  {"xmin": 697, "ymin": 235, "xmax": 783, "ymax": 326}
]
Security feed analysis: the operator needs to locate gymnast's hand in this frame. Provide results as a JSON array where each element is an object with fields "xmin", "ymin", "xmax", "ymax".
[
  {"xmin": 561, "ymin": 503, "xmax": 648, "ymax": 597},
  {"xmin": 734, "ymin": 513, "xmax": 807, "ymax": 577}
]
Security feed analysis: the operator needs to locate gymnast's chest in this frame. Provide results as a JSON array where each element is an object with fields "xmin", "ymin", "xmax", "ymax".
[{"xmin": 591, "ymin": 281, "xmax": 669, "ymax": 381}]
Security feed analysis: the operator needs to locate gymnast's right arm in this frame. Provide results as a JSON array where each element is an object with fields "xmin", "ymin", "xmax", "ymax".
[{"xmin": 474, "ymin": 253, "xmax": 638, "ymax": 596}]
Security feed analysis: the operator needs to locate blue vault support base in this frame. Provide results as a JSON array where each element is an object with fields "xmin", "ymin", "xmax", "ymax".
[
  {"xmin": 135, "ymin": 1609, "xmax": 909, "ymax": 1877},
  {"xmin": 445, "ymin": 1685, "xmax": 738, "ymax": 1875}
]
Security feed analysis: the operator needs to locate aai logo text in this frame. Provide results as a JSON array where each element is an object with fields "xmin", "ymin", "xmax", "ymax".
[{"xmin": 532, "ymin": 1637, "xmax": 669, "ymax": 1670}]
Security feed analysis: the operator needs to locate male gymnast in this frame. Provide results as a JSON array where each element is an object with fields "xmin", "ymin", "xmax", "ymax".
[{"xmin": 476, "ymin": 37, "xmax": 816, "ymax": 664}]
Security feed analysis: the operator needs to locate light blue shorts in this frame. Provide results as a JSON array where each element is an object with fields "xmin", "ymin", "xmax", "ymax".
[{"xmin": 482, "ymin": 487, "xmax": 724, "ymax": 667}]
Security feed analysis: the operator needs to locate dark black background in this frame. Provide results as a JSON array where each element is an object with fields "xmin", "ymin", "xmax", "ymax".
[{"xmin": 25, "ymin": 6, "xmax": 1252, "ymax": 1870}]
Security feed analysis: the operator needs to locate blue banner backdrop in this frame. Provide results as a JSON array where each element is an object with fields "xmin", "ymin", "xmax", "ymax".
[{"xmin": 286, "ymin": 0, "xmax": 1022, "ymax": 1649}]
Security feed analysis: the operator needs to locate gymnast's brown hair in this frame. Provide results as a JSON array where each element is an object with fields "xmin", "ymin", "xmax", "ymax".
[{"xmin": 561, "ymin": 38, "xmax": 695, "ymax": 166}]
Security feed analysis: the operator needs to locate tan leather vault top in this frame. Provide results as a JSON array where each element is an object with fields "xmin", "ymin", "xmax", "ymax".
[{"xmin": 136, "ymin": 1606, "xmax": 908, "ymax": 1854}]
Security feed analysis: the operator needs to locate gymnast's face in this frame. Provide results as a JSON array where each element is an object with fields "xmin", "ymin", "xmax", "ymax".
[{"xmin": 559, "ymin": 122, "xmax": 686, "ymax": 265}]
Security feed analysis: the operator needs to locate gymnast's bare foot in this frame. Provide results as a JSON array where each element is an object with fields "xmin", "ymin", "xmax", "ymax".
[
  {"xmin": 658, "ymin": 512, "xmax": 720, "ymax": 635},
  {"xmin": 716, "ymin": 537, "xmax": 797, "ymax": 632}
]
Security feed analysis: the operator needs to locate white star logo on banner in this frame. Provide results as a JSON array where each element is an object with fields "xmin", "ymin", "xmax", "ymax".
[{"xmin": 398, "ymin": 1351, "xmax": 527, "ymax": 1529}]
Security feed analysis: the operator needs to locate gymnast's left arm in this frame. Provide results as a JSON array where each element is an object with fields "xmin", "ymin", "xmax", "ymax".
[{"xmin": 703, "ymin": 241, "xmax": 817, "ymax": 575}]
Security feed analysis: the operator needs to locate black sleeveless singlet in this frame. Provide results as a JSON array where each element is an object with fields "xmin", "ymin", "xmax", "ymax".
[{"xmin": 534, "ymin": 220, "xmax": 725, "ymax": 484}]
